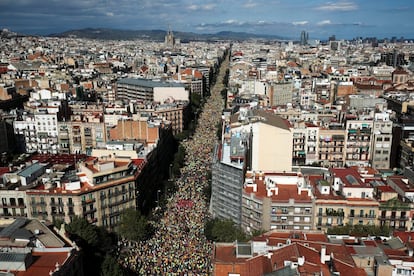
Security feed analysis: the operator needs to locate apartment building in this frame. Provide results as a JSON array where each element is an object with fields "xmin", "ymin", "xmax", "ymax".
[
  {"xmin": 26, "ymin": 157, "xmax": 143, "ymax": 230},
  {"xmin": 242, "ymin": 171, "xmax": 313, "ymax": 234},
  {"xmin": 229, "ymin": 108, "xmax": 293, "ymax": 172},
  {"xmin": 318, "ymin": 128, "xmax": 346, "ymax": 167},
  {"xmin": 345, "ymin": 119, "xmax": 373, "ymax": 167},
  {"xmin": 58, "ymin": 120, "xmax": 106, "ymax": 154},
  {"xmin": 14, "ymin": 110, "xmax": 59, "ymax": 154},
  {"xmin": 375, "ymin": 185, "xmax": 413, "ymax": 231},
  {"xmin": 174, "ymin": 68, "xmax": 204, "ymax": 97},
  {"xmin": 135, "ymin": 101, "xmax": 188, "ymax": 135},
  {"xmin": 268, "ymin": 81, "xmax": 294, "ymax": 106},
  {"xmin": 108, "ymin": 119, "xmax": 160, "ymax": 144},
  {"xmin": 116, "ymin": 78, "xmax": 188, "ymax": 102},
  {"xmin": 211, "ymin": 122, "xmax": 248, "ymax": 224},
  {"xmin": 292, "ymin": 128, "xmax": 306, "ymax": 165},
  {"xmin": 371, "ymin": 113, "xmax": 392, "ymax": 169},
  {"xmin": 305, "ymin": 123, "xmax": 319, "ymax": 165},
  {"xmin": 0, "ymin": 189, "xmax": 27, "ymax": 219}
]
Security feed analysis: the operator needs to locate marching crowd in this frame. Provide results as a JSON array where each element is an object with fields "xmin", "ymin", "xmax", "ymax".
[{"xmin": 119, "ymin": 54, "xmax": 229, "ymax": 275}]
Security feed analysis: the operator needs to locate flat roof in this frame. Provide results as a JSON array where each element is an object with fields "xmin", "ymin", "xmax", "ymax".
[
  {"xmin": 17, "ymin": 163, "xmax": 44, "ymax": 178},
  {"xmin": 117, "ymin": 78, "xmax": 185, "ymax": 88}
]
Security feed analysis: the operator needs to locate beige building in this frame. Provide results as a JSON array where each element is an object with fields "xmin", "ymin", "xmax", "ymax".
[
  {"xmin": 242, "ymin": 171, "xmax": 313, "ymax": 234},
  {"xmin": 26, "ymin": 157, "xmax": 143, "ymax": 230},
  {"xmin": 0, "ymin": 189, "xmax": 27, "ymax": 219},
  {"xmin": 58, "ymin": 120, "xmax": 106, "ymax": 154},
  {"xmin": 229, "ymin": 109, "xmax": 292, "ymax": 172},
  {"xmin": 318, "ymin": 128, "xmax": 346, "ymax": 167}
]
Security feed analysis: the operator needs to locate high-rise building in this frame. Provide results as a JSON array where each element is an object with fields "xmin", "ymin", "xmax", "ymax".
[
  {"xmin": 211, "ymin": 108, "xmax": 293, "ymax": 225},
  {"xmin": 300, "ymin": 30, "xmax": 308, "ymax": 46}
]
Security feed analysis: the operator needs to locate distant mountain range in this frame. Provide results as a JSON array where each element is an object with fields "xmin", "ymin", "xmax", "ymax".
[{"xmin": 48, "ymin": 28, "xmax": 288, "ymax": 41}]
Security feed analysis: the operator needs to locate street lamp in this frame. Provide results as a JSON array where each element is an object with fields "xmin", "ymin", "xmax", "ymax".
[{"xmin": 156, "ymin": 189, "xmax": 161, "ymax": 207}]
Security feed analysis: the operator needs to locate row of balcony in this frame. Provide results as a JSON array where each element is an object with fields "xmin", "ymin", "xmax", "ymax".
[
  {"xmin": 102, "ymin": 198, "xmax": 130, "ymax": 208},
  {"xmin": 0, "ymin": 203, "xmax": 26, "ymax": 208},
  {"xmin": 31, "ymin": 201, "xmax": 74, "ymax": 207},
  {"xmin": 317, "ymin": 213, "xmax": 376, "ymax": 218},
  {"xmin": 1, "ymin": 213, "xmax": 27, "ymax": 217},
  {"xmin": 378, "ymin": 216, "xmax": 408, "ymax": 221}
]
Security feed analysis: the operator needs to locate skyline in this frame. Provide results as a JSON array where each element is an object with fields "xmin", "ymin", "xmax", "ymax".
[{"xmin": 1, "ymin": 0, "xmax": 414, "ymax": 40}]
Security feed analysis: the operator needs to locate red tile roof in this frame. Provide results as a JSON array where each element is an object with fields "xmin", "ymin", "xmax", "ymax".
[
  {"xmin": 333, "ymin": 258, "xmax": 367, "ymax": 276},
  {"xmin": 14, "ymin": 251, "xmax": 69, "ymax": 276},
  {"xmin": 394, "ymin": 231, "xmax": 414, "ymax": 243}
]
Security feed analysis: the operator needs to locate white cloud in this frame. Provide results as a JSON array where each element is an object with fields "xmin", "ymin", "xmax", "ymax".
[
  {"xmin": 292, "ymin": 21, "xmax": 308, "ymax": 26},
  {"xmin": 243, "ymin": 1, "xmax": 257, "ymax": 8},
  {"xmin": 187, "ymin": 3, "xmax": 216, "ymax": 11},
  {"xmin": 316, "ymin": 1, "xmax": 358, "ymax": 11},
  {"xmin": 105, "ymin": 12, "xmax": 114, "ymax": 17},
  {"xmin": 317, "ymin": 20, "xmax": 332, "ymax": 25}
]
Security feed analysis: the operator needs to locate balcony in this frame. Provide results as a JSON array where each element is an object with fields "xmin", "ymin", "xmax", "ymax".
[
  {"xmin": 50, "ymin": 202, "xmax": 64, "ymax": 207},
  {"xmin": 31, "ymin": 201, "xmax": 47, "ymax": 206},
  {"xmin": 0, "ymin": 203, "xmax": 26, "ymax": 208},
  {"xmin": 379, "ymin": 216, "xmax": 408, "ymax": 221},
  {"xmin": 31, "ymin": 211, "xmax": 48, "ymax": 216},
  {"xmin": 2, "ymin": 213, "xmax": 27, "ymax": 218},
  {"xmin": 82, "ymin": 198, "xmax": 96, "ymax": 205},
  {"xmin": 83, "ymin": 208, "xmax": 97, "ymax": 215}
]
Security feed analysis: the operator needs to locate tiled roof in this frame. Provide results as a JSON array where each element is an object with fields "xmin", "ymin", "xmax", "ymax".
[
  {"xmin": 244, "ymin": 178, "xmax": 312, "ymax": 203},
  {"xmin": 331, "ymin": 167, "xmax": 372, "ymax": 188},
  {"xmin": 117, "ymin": 78, "xmax": 185, "ymax": 88},
  {"xmin": 14, "ymin": 251, "xmax": 69, "ymax": 276},
  {"xmin": 333, "ymin": 258, "xmax": 367, "ymax": 276}
]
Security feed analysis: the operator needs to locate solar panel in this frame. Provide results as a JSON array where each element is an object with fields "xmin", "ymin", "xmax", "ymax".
[
  {"xmin": 0, "ymin": 218, "xmax": 27, "ymax": 239},
  {"xmin": 345, "ymin": 174, "xmax": 359, "ymax": 185}
]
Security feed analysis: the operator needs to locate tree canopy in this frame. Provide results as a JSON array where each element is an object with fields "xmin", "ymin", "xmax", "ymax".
[
  {"xmin": 205, "ymin": 218, "xmax": 247, "ymax": 242},
  {"xmin": 65, "ymin": 216, "xmax": 99, "ymax": 247},
  {"xmin": 327, "ymin": 223, "xmax": 391, "ymax": 237},
  {"xmin": 117, "ymin": 208, "xmax": 153, "ymax": 241}
]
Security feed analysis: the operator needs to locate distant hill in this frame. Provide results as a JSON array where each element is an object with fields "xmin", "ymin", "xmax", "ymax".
[{"xmin": 49, "ymin": 28, "xmax": 287, "ymax": 41}]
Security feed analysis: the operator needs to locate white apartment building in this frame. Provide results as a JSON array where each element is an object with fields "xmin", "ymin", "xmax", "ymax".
[{"xmin": 13, "ymin": 111, "xmax": 58, "ymax": 154}]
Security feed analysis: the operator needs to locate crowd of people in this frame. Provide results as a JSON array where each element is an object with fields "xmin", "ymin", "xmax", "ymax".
[{"xmin": 119, "ymin": 53, "xmax": 229, "ymax": 275}]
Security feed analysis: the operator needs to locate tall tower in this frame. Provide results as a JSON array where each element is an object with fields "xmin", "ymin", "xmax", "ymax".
[{"xmin": 300, "ymin": 30, "xmax": 308, "ymax": 46}]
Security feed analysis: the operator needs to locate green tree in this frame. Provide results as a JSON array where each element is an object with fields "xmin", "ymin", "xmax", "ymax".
[
  {"xmin": 100, "ymin": 254, "xmax": 124, "ymax": 276},
  {"xmin": 117, "ymin": 208, "xmax": 152, "ymax": 241},
  {"xmin": 65, "ymin": 216, "xmax": 99, "ymax": 247},
  {"xmin": 205, "ymin": 218, "xmax": 247, "ymax": 242},
  {"xmin": 249, "ymin": 229, "xmax": 267, "ymax": 239},
  {"xmin": 327, "ymin": 224, "xmax": 391, "ymax": 237},
  {"xmin": 172, "ymin": 144, "xmax": 186, "ymax": 177}
]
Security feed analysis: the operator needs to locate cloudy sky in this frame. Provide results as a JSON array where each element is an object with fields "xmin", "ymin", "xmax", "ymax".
[{"xmin": 1, "ymin": 0, "xmax": 414, "ymax": 40}]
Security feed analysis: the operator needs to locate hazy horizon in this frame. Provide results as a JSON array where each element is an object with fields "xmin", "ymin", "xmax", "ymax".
[{"xmin": 1, "ymin": 0, "xmax": 414, "ymax": 40}]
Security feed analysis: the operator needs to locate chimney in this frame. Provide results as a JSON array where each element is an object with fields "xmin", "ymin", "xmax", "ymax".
[{"xmin": 321, "ymin": 246, "xmax": 329, "ymax": 264}]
